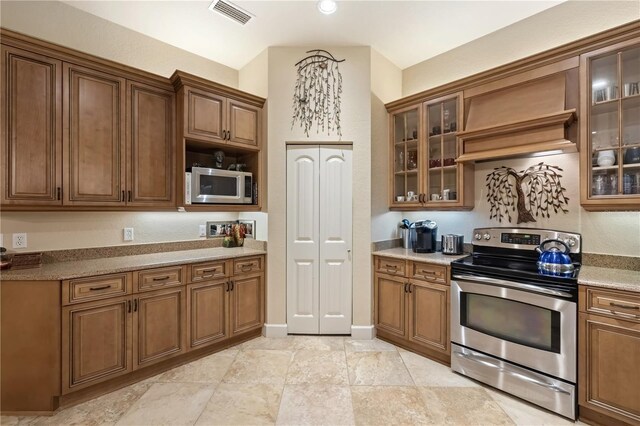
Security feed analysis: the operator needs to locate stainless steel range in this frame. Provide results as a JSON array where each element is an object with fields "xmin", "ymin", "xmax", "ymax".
[{"xmin": 450, "ymin": 227, "xmax": 581, "ymax": 420}]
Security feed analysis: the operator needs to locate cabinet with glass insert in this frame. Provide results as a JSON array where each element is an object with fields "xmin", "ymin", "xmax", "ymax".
[
  {"xmin": 390, "ymin": 105, "xmax": 421, "ymax": 207},
  {"xmin": 424, "ymin": 93, "xmax": 473, "ymax": 208},
  {"xmin": 581, "ymin": 39, "xmax": 640, "ymax": 210}
]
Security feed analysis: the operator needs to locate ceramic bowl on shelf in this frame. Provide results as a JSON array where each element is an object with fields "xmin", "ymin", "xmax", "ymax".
[
  {"xmin": 624, "ymin": 147, "xmax": 640, "ymax": 164},
  {"xmin": 597, "ymin": 150, "xmax": 616, "ymax": 167}
]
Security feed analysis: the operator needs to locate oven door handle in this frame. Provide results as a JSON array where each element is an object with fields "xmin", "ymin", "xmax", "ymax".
[
  {"xmin": 452, "ymin": 274, "xmax": 573, "ymax": 298},
  {"xmin": 453, "ymin": 349, "xmax": 571, "ymax": 395}
]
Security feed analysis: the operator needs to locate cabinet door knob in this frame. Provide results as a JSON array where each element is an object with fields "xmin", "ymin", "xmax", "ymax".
[
  {"xmin": 134, "ymin": 299, "xmax": 138, "ymax": 312},
  {"xmin": 128, "ymin": 300, "xmax": 132, "ymax": 313}
]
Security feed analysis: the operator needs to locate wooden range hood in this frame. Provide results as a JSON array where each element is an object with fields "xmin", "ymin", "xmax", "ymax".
[{"xmin": 457, "ymin": 72, "xmax": 577, "ymax": 162}]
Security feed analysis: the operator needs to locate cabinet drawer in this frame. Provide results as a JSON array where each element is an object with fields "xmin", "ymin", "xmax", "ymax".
[
  {"xmin": 63, "ymin": 273, "xmax": 131, "ymax": 305},
  {"xmin": 233, "ymin": 256, "xmax": 264, "ymax": 275},
  {"xmin": 581, "ymin": 286, "xmax": 640, "ymax": 322},
  {"xmin": 375, "ymin": 256, "xmax": 406, "ymax": 276},
  {"xmin": 135, "ymin": 266, "xmax": 185, "ymax": 292},
  {"xmin": 189, "ymin": 261, "xmax": 228, "ymax": 283},
  {"xmin": 410, "ymin": 262, "xmax": 447, "ymax": 284}
]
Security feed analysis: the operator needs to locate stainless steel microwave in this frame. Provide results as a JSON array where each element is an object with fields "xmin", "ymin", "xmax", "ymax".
[{"xmin": 186, "ymin": 167, "xmax": 253, "ymax": 204}]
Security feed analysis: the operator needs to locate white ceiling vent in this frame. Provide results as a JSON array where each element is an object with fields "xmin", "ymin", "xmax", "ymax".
[{"xmin": 208, "ymin": 0, "xmax": 253, "ymax": 25}]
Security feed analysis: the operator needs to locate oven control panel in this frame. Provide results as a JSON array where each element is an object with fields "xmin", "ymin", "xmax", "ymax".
[
  {"xmin": 500, "ymin": 233, "xmax": 541, "ymax": 246},
  {"xmin": 472, "ymin": 227, "xmax": 581, "ymax": 254}
]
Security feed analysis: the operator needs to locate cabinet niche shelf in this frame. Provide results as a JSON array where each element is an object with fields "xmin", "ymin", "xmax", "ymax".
[{"xmin": 172, "ymin": 71, "xmax": 265, "ymax": 212}]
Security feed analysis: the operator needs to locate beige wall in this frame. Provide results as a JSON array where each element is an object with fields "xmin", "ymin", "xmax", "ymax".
[
  {"xmin": 403, "ymin": 0, "xmax": 640, "ymax": 96},
  {"xmin": 0, "ymin": 212, "xmax": 239, "ymax": 252},
  {"xmin": 0, "ymin": 0, "xmax": 238, "ymax": 86},
  {"xmin": 371, "ymin": 50, "xmax": 403, "ymax": 242},
  {"xmin": 265, "ymin": 47, "xmax": 372, "ymax": 327}
]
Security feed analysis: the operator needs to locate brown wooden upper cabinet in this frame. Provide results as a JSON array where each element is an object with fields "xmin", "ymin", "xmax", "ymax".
[
  {"xmin": 1, "ymin": 32, "xmax": 176, "ymax": 210},
  {"xmin": 173, "ymin": 71, "xmax": 262, "ymax": 149},
  {"xmin": 580, "ymin": 37, "xmax": 640, "ymax": 211},
  {"xmin": 388, "ymin": 93, "xmax": 473, "ymax": 210},
  {"xmin": 126, "ymin": 81, "xmax": 175, "ymax": 207},
  {"xmin": 64, "ymin": 63, "xmax": 126, "ymax": 205},
  {"xmin": 1, "ymin": 46, "xmax": 63, "ymax": 206}
]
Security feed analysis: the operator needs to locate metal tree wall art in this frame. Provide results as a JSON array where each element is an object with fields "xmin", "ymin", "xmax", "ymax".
[
  {"xmin": 485, "ymin": 163, "xmax": 569, "ymax": 224},
  {"xmin": 291, "ymin": 49, "xmax": 345, "ymax": 137}
]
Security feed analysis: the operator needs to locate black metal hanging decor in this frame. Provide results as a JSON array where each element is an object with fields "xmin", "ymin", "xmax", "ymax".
[
  {"xmin": 485, "ymin": 162, "xmax": 570, "ymax": 224},
  {"xmin": 291, "ymin": 49, "xmax": 345, "ymax": 138}
]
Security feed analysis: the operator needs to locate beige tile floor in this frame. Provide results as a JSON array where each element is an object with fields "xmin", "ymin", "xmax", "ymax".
[{"xmin": 2, "ymin": 336, "xmax": 586, "ymax": 426}]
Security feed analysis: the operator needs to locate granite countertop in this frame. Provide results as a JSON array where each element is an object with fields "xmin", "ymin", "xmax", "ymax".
[
  {"xmin": 0, "ymin": 247, "xmax": 266, "ymax": 281},
  {"xmin": 578, "ymin": 265, "xmax": 640, "ymax": 293},
  {"xmin": 372, "ymin": 247, "xmax": 468, "ymax": 265}
]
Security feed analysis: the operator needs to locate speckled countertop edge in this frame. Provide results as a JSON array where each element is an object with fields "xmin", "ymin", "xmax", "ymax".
[
  {"xmin": 372, "ymin": 247, "xmax": 468, "ymax": 265},
  {"xmin": 0, "ymin": 247, "xmax": 266, "ymax": 281},
  {"xmin": 577, "ymin": 266, "xmax": 640, "ymax": 293}
]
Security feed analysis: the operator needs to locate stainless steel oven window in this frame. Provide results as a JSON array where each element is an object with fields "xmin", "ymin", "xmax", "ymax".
[{"xmin": 460, "ymin": 292, "xmax": 561, "ymax": 353}]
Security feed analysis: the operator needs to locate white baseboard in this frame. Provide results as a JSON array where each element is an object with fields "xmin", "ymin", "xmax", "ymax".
[
  {"xmin": 263, "ymin": 323, "xmax": 288, "ymax": 338},
  {"xmin": 350, "ymin": 325, "xmax": 375, "ymax": 340}
]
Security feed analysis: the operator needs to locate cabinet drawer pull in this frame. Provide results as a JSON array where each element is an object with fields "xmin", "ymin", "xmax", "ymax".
[
  {"xmin": 122, "ymin": 190, "xmax": 125, "ymax": 202},
  {"xmin": 89, "ymin": 285, "xmax": 111, "ymax": 291},
  {"xmin": 128, "ymin": 190, "xmax": 132, "ymax": 202},
  {"xmin": 57, "ymin": 187, "xmax": 61, "ymax": 200},
  {"xmin": 128, "ymin": 300, "xmax": 132, "ymax": 313},
  {"xmin": 610, "ymin": 302, "xmax": 640, "ymax": 310},
  {"xmin": 152, "ymin": 276, "xmax": 170, "ymax": 281},
  {"xmin": 409, "ymin": 284, "xmax": 413, "ymax": 293},
  {"xmin": 202, "ymin": 274, "xmax": 214, "ymax": 279},
  {"xmin": 240, "ymin": 265, "xmax": 253, "ymax": 271},
  {"xmin": 202, "ymin": 268, "xmax": 217, "ymax": 273},
  {"xmin": 420, "ymin": 270, "xmax": 436, "ymax": 275},
  {"xmin": 134, "ymin": 299, "xmax": 138, "ymax": 312},
  {"xmin": 229, "ymin": 281, "xmax": 234, "ymax": 291}
]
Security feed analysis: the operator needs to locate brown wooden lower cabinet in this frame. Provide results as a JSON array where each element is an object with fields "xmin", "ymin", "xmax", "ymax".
[
  {"xmin": 187, "ymin": 271, "xmax": 264, "ymax": 349},
  {"xmin": 62, "ymin": 296, "xmax": 132, "ymax": 394},
  {"xmin": 1, "ymin": 254, "xmax": 265, "ymax": 414},
  {"xmin": 408, "ymin": 279, "xmax": 449, "ymax": 353},
  {"xmin": 579, "ymin": 285, "xmax": 640, "ymax": 426},
  {"xmin": 187, "ymin": 279, "xmax": 229, "ymax": 349},
  {"xmin": 373, "ymin": 255, "xmax": 450, "ymax": 364},
  {"xmin": 230, "ymin": 273, "xmax": 264, "ymax": 336},
  {"xmin": 133, "ymin": 287, "xmax": 186, "ymax": 369}
]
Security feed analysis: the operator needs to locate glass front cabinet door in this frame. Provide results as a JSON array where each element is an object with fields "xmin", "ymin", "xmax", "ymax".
[
  {"xmin": 581, "ymin": 39, "xmax": 640, "ymax": 210},
  {"xmin": 390, "ymin": 105, "xmax": 422, "ymax": 207},
  {"xmin": 388, "ymin": 94, "xmax": 473, "ymax": 210}
]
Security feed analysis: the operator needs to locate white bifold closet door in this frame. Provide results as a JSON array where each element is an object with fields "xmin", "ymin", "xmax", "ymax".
[{"xmin": 287, "ymin": 145, "xmax": 352, "ymax": 334}]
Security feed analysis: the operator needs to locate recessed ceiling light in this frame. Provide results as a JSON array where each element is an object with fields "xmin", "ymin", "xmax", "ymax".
[{"xmin": 317, "ymin": 0, "xmax": 337, "ymax": 15}]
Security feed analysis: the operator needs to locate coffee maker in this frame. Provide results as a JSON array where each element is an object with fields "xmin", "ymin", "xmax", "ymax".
[{"xmin": 410, "ymin": 220, "xmax": 438, "ymax": 253}]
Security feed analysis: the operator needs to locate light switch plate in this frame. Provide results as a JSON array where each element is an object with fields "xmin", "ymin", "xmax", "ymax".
[
  {"xmin": 199, "ymin": 224, "xmax": 206, "ymax": 237},
  {"xmin": 12, "ymin": 233, "xmax": 27, "ymax": 249}
]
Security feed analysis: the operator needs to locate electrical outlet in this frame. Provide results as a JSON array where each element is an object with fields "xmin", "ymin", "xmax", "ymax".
[
  {"xmin": 12, "ymin": 233, "xmax": 27, "ymax": 249},
  {"xmin": 124, "ymin": 228, "xmax": 134, "ymax": 241},
  {"xmin": 199, "ymin": 224, "xmax": 206, "ymax": 237}
]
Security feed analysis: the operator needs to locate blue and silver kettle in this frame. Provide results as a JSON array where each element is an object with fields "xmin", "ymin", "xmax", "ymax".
[{"xmin": 536, "ymin": 239, "xmax": 575, "ymax": 277}]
